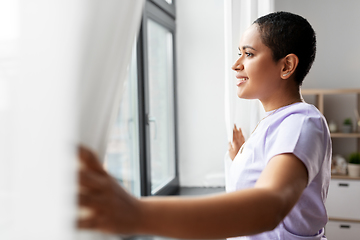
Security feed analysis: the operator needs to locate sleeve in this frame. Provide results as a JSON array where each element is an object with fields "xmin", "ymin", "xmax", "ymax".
[{"xmin": 265, "ymin": 113, "xmax": 328, "ymax": 185}]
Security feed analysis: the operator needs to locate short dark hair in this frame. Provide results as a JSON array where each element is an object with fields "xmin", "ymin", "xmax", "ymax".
[{"xmin": 253, "ymin": 11, "xmax": 316, "ymax": 86}]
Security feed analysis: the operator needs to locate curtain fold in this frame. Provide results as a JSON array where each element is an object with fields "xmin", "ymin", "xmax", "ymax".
[
  {"xmin": 1, "ymin": 0, "xmax": 144, "ymax": 239},
  {"xmin": 77, "ymin": 0, "xmax": 144, "ymax": 238},
  {"xmin": 78, "ymin": 0, "xmax": 144, "ymax": 162}
]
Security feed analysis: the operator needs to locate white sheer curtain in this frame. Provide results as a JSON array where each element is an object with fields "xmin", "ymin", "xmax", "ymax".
[
  {"xmin": 224, "ymin": 0, "xmax": 274, "ymax": 142},
  {"xmin": 0, "ymin": 0, "xmax": 144, "ymax": 239},
  {"xmin": 0, "ymin": 1, "xmax": 20, "ymax": 238},
  {"xmin": 78, "ymin": 0, "xmax": 144, "ymax": 161},
  {"xmin": 77, "ymin": 1, "xmax": 144, "ymax": 239}
]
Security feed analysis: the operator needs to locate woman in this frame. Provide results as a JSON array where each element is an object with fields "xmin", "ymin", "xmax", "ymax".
[{"xmin": 78, "ymin": 12, "xmax": 331, "ymax": 239}]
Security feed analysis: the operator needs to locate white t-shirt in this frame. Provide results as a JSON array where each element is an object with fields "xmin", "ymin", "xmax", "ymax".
[{"xmin": 225, "ymin": 102, "xmax": 332, "ymax": 240}]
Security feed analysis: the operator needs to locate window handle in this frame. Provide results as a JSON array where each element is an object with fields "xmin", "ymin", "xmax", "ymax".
[
  {"xmin": 147, "ymin": 114, "xmax": 157, "ymax": 139},
  {"xmin": 338, "ymin": 183, "xmax": 349, "ymax": 187}
]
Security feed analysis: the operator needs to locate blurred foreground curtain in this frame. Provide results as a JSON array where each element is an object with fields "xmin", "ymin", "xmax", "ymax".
[
  {"xmin": 224, "ymin": 0, "xmax": 274, "ymax": 141},
  {"xmin": 0, "ymin": 0, "xmax": 144, "ymax": 239}
]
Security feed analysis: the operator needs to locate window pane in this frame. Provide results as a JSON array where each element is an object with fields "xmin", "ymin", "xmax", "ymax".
[
  {"xmin": 104, "ymin": 43, "xmax": 140, "ymax": 197},
  {"xmin": 147, "ymin": 19, "xmax": 176, "ymax": 194}
]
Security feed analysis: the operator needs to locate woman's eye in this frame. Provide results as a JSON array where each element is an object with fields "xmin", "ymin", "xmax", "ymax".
[{"xmin": 238, "ymin": 52, "xmax": 253, "ymax": 57}]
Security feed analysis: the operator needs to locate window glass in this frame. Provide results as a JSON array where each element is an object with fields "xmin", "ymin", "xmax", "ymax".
[
  {"xmin": 147, "ymin": 19, "xmax": 176, "ymax": 194},
  {"xmin": 104, "ymin": 43, "xmax": 140, "ymax": 197}
]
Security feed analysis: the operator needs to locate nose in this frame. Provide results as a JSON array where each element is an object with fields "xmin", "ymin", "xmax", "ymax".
[{"xmin": 232, "ymin": 56, "xmax": 244, "ymax": 71}]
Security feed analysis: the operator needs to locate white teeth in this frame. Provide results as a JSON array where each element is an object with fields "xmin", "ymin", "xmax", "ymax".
[{"xmin": 236, "ymin": 77, "xmax": 248, "ymax": 86}]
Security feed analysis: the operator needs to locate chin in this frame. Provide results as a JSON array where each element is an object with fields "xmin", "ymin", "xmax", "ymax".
[
  {"xmin": 237, "ymin": 89, "xmax": 255, "ymax": 100},
  {"xmin": 237, "ymin": 89, "xmax": 247, "ymax": 99}
]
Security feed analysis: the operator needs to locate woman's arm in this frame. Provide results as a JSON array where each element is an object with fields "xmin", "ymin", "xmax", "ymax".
[{"xmin": 78, "ymin": 147, "xmax": 308, "ymax": 239}]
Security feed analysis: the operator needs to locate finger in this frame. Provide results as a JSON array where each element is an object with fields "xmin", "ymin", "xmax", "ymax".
[
  {"xmin": 228, "ymin": 142, "xmax": 233, "ymax": 151},
  {"xmin": 238, "ymin": 128, "xmax": 245, "ymax": 141},
  {"xmin": 78, "ymin": 217, "xmax": 114, "ymax": 234},
  {"xmin": 78, "ymin": 192, "xmax": 104, "ymax": 207},
  {"xmin": 232, "ymin": 124, "xmax": 237, "ymax": 141},
  {"xmin": 238, "ymin": 128, "xmax": 243, "ymax": 137},
  {"xmin": 78, "ymin": 145, "xmax": 106, "ymax": 174},
  {"xmin": 79, "ymin": 185, "xmax": 102, "ymax": 195},
  {"xmin": 234, "ymin": 126, "xmax": 240, "ymax": 139},
  {"xmin": 77, "ymin": 218, "xmax": 98, "ymax": 229},
  {"xmin": 79, "ymin": 169, "xmax": 107, "ymax": 191}
]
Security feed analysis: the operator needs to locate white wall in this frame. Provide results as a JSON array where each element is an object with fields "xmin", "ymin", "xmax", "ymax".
[
  {"xmin": 275, "ymin": 0, "xmax": 360, "ymax": 157},
  {"xmin": 176, "ymin": 0, "xmax": 228, "ymax": 187},
  {"xmin": 275, "ymin": 0, "xmax": 360, "ymax": 90}
]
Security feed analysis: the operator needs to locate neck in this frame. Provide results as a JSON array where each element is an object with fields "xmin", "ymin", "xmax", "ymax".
[{"xmin": 260, "ymin": 87, "xmax": 303, "ymax": 112}]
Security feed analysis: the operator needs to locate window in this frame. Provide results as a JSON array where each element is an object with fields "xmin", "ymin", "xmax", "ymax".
[
  {"xmin": 150, "ymin": 0, "xmax": 175, "ymax": 17},
  {"xmin": 146, "ymin": 17, "xmax": 177, "ymax": 195},
  {"xmin": 105, "ymin": 0, "xmax": 178, "ymax": 196}
]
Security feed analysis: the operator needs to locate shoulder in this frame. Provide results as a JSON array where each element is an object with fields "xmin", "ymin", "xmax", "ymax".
[
  {"xmin": 264, "ymin": 102, "xmax": 331, "ymax": 158},
  {"xmin": 264, "ymin": 102, "xmax": 331, "ymax": 184},
  {"xmin": 269, "ymin": 102, "xmax": 328, "ymax": 134}
]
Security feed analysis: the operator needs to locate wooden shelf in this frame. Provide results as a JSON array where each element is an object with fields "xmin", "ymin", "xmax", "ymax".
[
  {"xmin": 329, "ymin": 217, "xmax": 360, "ymax": 223},
  {"xmin": 301, "ymin": 88, "xmax": 360, "ymax": 114},
  {"xmin": 300, "ymin": 89, "xmax": 360, "ymax": 153},
  {"xmin": 331, "ymin": 174, "xmax": 360, "ymax": 180},
  {"xmin": 301, "ymin": 88, "xmax": 360, "ymax": 95},
  {"xmin": 330, "ymin": 133, "xmax": 360, "ymax": 138}
]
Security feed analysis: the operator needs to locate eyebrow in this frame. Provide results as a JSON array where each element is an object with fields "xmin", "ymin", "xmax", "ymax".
[{"xmin": 238, "ymin": 46, "xmax": 257, "ymax": 51}]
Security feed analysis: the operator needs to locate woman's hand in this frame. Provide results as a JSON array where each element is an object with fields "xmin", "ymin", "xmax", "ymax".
[
  {"xmin": 228, "ymin": 124, "xmax": 245, "ymax": 160},
  {"xmin": 77, "ymin": 145, "xmax": 141, "ymax": 234}
]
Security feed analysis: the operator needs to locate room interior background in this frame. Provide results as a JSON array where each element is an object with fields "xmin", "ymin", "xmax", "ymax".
[
  {"xmin": 177, "ymin": 0, "xmax": 360, "ymax": 187},
  {"xmin": 1, "ymin": 0, "xmax": 359, "ymax": 239}
]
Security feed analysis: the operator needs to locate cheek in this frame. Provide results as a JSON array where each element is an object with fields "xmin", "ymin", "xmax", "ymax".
[
  {"xmin": 248, "ymin": 59, "xmax": 278, "ymax": 81},
  {"xmin": 246, "ymin": 62, "xmax": 265, "ymax": 83}
]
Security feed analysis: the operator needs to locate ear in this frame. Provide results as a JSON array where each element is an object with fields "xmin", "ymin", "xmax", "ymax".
[{"xmin": 280, "ymin": 54, "xmax": 299, "ymax": 79}]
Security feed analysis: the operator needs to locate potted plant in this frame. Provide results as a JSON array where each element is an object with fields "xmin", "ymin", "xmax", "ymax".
[
  {"xmin": 348, "ymin": 152, "xmax": 360, "ymax": 177},
  {"xmin": 342, "ymin": 118, "xmax": 352, "ymax": 133}
]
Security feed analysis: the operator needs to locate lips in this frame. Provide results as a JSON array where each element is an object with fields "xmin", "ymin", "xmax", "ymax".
[{"xmin": 236, "ymin": 77, "xmax": 248, "ymax": 86}]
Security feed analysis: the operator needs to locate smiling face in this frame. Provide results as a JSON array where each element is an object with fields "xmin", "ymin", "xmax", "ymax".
[{"xmin": 232, "ymin": 24, "xmax": 284, "ymax": 102}]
